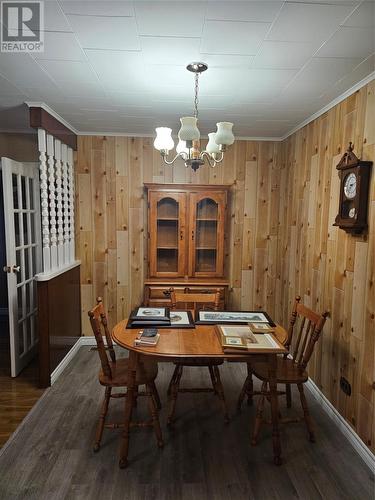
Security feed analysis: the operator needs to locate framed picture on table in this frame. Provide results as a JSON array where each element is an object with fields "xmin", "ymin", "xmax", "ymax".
[
  {"xmin": 195, "ymin": 310, "xmax": 275, "ymax": 326},
  {"xmin": 160, "ymin": 310, "xmax": 195, "ymax": 329}
]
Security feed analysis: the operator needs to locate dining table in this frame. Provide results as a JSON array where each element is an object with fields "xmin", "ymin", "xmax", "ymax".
[{"xmin": 112, "ymin": 320, "xmax": 287, "ymax": 468}]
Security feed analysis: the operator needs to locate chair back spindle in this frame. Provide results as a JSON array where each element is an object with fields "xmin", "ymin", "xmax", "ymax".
[
  {"xmin": 287, "ymin": 296, "xmax": 328, "ymax": 372},
  {"xmin": 88, "ymin": 297, "xmax": 116, "ymax": 379},
  {"xmin": 169, "ymin": 288, "xmax": 221, "ymax": 312}
]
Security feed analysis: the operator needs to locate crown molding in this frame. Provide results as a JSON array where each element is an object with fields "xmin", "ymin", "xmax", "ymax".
[
  {"xmin": 280, "ymin": 71, "xmax": 375, "ymax": 141},
  {"xmin": 24, "ymin": 101, "xmax": 79, "ymax": 135},
  {"xmin": 76, "ymin": 131, "xmax": 282, "ymax": 141}
]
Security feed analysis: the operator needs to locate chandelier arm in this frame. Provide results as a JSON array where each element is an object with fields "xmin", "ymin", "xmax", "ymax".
[
  {"xmin": 200, "ymin": 151, "xmax": 217, "ymax": 168},
  {"xmin": 161, "ymin": 152, "xmax": 187, "ymax": 165},
  {"xmin": 200, "ymin": 151, "xmax": 224, "ymax": 167}
]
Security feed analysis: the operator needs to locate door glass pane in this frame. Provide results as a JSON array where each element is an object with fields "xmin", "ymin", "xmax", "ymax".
[
  {"xmin": 23, "ymin": 213, "xmax": 28, "ymax": 245},
  {"xmin": 29, "ymin": 178, "xmax": 34, "ymax": 209},
  {"xmin": 17, "ymin": 286, "xmax": 22, "ymax": 320},
  {"xmin": 195, "ymin": 199, "xmax": 218, "ymax": 273},
  {"xmin": 32, "ymin": 246, "xmax": 37, "ymax": 274},
  {"xmin": 26, "ymin": 282, "xmax": 31, "ymax": 315},
  {"xmin": 16, "ymin": 250, "xmax": 22, "ymax": 284},
  {"xmin": 25, "ymin": 247, "xmax": 30, "ymax": 280},
  {"xmin": 157, "ymin": 197, "xmax": 178, "ymax": 219},
  {"xmin": 12, "ymin": 173, "xmax": 19, "ymax": 209},
  {"xmin": 14, "ymin": 213, "xmax": 20, "ymax": 247},
  {"xmin": 21, "ymin": 176, "xmax": 27, "ymax": 209},
  {"xmin": 157, "ymin": 249, "xmax": 178, "ymax": 273},
  {"xmin": 26, "ymin": 316, "xmax": 32, "ymax": 350},
  {"xmin": 156, "ymin": 198, "xmax": 179, "ymax": 273},
  {"xmin": 30, "ymin": 212, "xmax": 35, "ymax": 243},
  {"xmin": 18, "ymin": 322, "xmax": 25, "ymax": 356}
]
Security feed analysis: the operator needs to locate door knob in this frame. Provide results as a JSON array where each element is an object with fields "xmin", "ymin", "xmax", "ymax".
[{"xmin": 3, "ymin": 265, "xmax": 20, "ymax": 273}]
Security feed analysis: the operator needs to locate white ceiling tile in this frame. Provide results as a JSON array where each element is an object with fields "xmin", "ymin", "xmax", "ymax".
[
  {"xmin": 322, "ymin": 53, "xmax": 375, "ymax": 100},
  {"xmin": 57, "ymin": 81, "xmax": 105, "ymax": 98},
  {"xmin": 0, "ymin": 74, "xmax": 23, "ymax": 95},
  {"xmin": 199, "ymin": 54, "xmax": 254, "ymax": 68},
  {"xmin": 43, "ymin": 1, "xmax": 72, "ymax": 32},
  {"xmin": 201, "ymin": 20, "xmax": 271, "ymax": 55},
  {"xmin": 0, "ymin": 95, "xmax": 26, "ymax": 107},
  {"xmin": 34, "ymin": 32, "xmax": 86, "ymax": 61},
  {"xmin": 343, "ymin": 2, "xmax": 375, "ymax": 28},
  {"xmin": 267, "ymin": 3, "xmax": 355, "ymax": 42},
  {"xmin": 286, "ymin": 0, "xmax": 359, "ymax": 4},
  {"xmin": 37, "ymin": 60, "xmax": 99, "ymax": 84},
  {"xmin": 140, "ymin": 36, "xmax": 201, "ymax": 66},
  {"xmin": 317, "ymin": 27, "xmax": 374, "ymax": 59},
  {"xmin": 280, "ymin": 57, "xmax": 361, "ymax": 98},
  {"xmin": 206, "ymin": 1, "xmax": 282, "ymax": 22},
  {"xmin": 67, "ymin": 15, "xmax": 140, "ymax": 50},
  {"xmin": 252, "ymin": 41, "xmax": 317, "ymax": 69},
  {"xmin": 60, "ymin": 1, "xmax": 134, "ymax": 16},
  {"xmin": 135, "ymin": 1, "xmax": 206, "ymax": 37},
  {"xmin": 85, "ymin": 49, "xmax": 145, "ymax": 90},
  {"xmin": 0, "ymin": 54, "xmax": 57, "ymax": 86},
  {"xmin": 107, "ymin": 92, "xmax": 154, "ymax": 106}
]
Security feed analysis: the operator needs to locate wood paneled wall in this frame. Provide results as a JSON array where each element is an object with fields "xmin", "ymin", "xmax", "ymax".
[
  {"xmin": 277, "ymin": 80, "xmax": 374, "ymax": 452},
  {"xmin": 75, "ymin": 137, "xmax": 281, "ymax": 334},
  {"xmin": 75, "ymin": 80, "xmax": 374, "ymax": 451}
]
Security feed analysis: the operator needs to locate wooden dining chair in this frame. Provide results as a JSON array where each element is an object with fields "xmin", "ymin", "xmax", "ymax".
[
  {"xmin": 250, "ymin": 296, "xmax": 328, "ymax": 444},
  {"xmin": 237, "ymin": 325, "xmax": 288, "ymax": 411},
  {"xmin": 167, "ymin": 288, "xmax": 229, "ymax": 424},
  {"xmin": 88, "ymin": 298, "xmax": 163, "ymax": 459}
]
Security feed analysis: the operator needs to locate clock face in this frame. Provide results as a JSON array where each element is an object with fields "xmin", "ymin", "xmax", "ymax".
[{"xmin": 344, "ymin": 172, "xmax": 357, "ymax": 199}]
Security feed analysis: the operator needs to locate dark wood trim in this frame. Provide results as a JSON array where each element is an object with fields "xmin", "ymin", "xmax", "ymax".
[
  {"xmin": 37, "ymin": 280, "xmax": 50, "ymax": 388},
  {"xmin": 37, "ymin": 265, "xmax": 82, "ymax": 388},
  {"xmin": 144, "ymin": 183, "xmax": 231, "ymax": 192},
  {"xmin": 29, "ymin": 107, "xmax": 77, "ymax": 150}
]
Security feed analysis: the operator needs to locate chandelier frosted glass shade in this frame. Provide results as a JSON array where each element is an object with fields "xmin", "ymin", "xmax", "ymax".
[
  {"xmin": 206, "ymin": 133, "xmax": 221, "ymax": 155},
  {"xmin": 215, "ymin": 122, "xmax": 235, "ymax": 146},
  {"xmin": 178, "ymin": 117, "xmax": 200, "ymax": 141},
  {"xmin": 154, "ymin": 127, "xmax": 174, "ymax": 151},
  {"xmin": 153, "ymin": 62, "xmax": 235, "ymax": 171}
]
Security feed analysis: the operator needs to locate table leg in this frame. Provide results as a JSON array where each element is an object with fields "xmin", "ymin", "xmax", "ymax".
[
  {"xmin": 119, "ymin": 350, "xmax": 138, "ymax": 468},
  {"xmin": 268, "ymin": 353, "xmax": 282, "ymax": 465}
]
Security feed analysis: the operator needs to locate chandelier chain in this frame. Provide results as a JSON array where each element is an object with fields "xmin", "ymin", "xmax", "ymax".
[{"xmin": 194, "ymin": 72, "xmax": 199, "ymax": 119}]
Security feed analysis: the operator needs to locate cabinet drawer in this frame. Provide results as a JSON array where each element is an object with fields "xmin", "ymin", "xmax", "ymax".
[{"xmin": 144, "ymin": 284, "xmax": 227, "ymax": 309}]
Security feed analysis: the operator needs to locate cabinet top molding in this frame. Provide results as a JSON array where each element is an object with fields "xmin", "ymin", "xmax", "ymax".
[{"xmin": 144, "ymin": 183, "xmax": 232, "ymax": 191}]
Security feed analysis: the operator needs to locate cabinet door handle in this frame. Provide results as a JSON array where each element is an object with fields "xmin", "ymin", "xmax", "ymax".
[
  {"xmin": 191, "ymin": 230, "xmax": 194, "ymax": 241},
  {"xmin": 180, "ymin": 230, "xmax": 183, "ymax": 240}
]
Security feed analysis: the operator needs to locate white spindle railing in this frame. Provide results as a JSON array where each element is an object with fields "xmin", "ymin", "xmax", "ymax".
[
  {"xmin": 36, "ymin": 130, "xmax": 77, "ymax": 278},
  {"xmin": 55, "ymin": 139, "xmax": 64, "ymax": 267},
  {"xmin": 37, "ymin": 129, "xmax": 50, "ymax": 273},
  {"xmin": 47, "ymin": 134, "xmax": 57, "ymax": 269},
  {"xmin": 61, "ymin": 144, "xmax": 70, "ymax": 265},
  {"xmin": 67, "ymin": 147, "xmax": 75, "ymax": 261}
]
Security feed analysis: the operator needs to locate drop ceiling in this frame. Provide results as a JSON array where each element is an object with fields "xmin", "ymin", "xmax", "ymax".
[{"xmin": 0, "ymin": 0, "xmax": 374, "ymax": 138}]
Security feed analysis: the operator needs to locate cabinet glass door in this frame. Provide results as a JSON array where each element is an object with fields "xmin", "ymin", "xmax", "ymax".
[
  {"xmin": 149, "ymin": 192, "xmax": 186, "ymax": 277},
  {"xmin": 189, "ymin": 192, "xmax": 226, "ymax": 277}
]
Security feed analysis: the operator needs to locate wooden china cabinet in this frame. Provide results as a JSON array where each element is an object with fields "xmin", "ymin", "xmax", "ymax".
[{"xmin": 144, "ymin": 184, "xmax": 230, "ymax": 308}]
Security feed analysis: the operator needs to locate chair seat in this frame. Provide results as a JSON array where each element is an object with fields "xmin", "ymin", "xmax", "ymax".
[
  {"xmin": 99, "ymin": 357, "xmax": 158, "ymax": 387},
  {"xmin": 252, "ymin": 358, "xmax": 308, "ymax": 384},
  {"xmin": 174, "ymin": 357, "xmax": 224, "ymax": 367}
]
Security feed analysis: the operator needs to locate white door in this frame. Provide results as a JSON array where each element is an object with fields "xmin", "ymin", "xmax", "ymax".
[{"xmin": 1, "ymin": 158, "xmax": 41, "ymax": 377}]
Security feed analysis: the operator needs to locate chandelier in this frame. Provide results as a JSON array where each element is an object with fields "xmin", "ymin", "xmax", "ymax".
[{"xmin": 153, "ymin": 62, "xmax": 235, "ymax": 172}]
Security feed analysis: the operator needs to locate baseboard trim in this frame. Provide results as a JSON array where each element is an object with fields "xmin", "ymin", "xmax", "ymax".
[
  {"xmin": 50, "ymin": 336, "xmax": 374, "ymax": 471},
  {"xmin": 306, "ymin": 378, "xmax": 374, "ymax": 472},
  {"xmin": 50, "ymin": 338, "xmax": 83, "ymax": 385}
]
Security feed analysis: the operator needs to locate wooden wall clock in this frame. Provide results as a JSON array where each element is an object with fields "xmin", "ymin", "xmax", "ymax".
[{"xmin": 333, "ymin": 143, "xmax": 372, "ymax": 234}]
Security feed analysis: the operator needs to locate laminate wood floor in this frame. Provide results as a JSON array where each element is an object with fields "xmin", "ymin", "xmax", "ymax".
[
  {"xmin": 0, "ymin": 347, "xmax": 373, "ymax": 500},
  {"xmin": 0, "ymin": 345, "xmax": 44, "ymax": 448}
]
